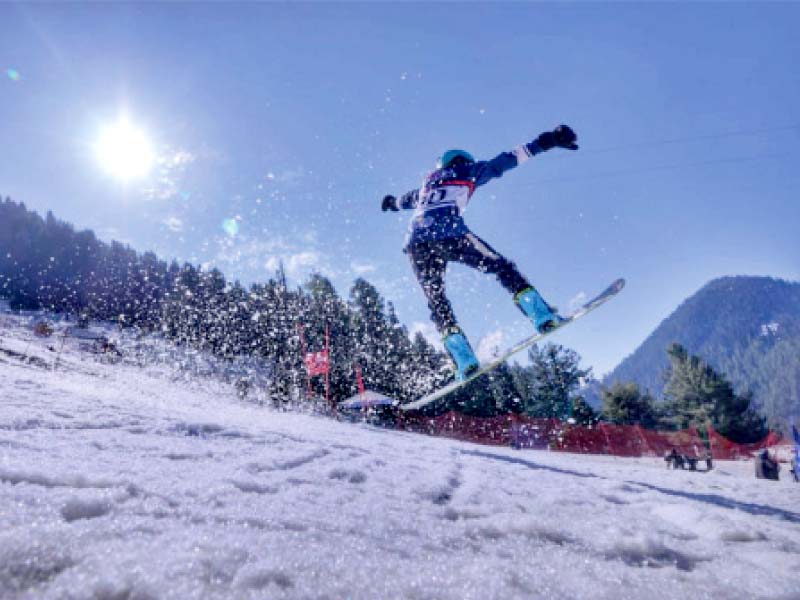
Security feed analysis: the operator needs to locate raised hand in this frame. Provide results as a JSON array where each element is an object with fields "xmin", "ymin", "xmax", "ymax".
[
  {"xmin": 536, "ymin": 124, "xmax": 579, "ymax": 151},
  {"xmin": 381, "ymin": 195, "xmax": 399, "ymax": 212}
]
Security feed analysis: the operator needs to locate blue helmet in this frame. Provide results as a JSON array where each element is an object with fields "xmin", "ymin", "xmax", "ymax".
[{"xmin": 437, "ymin": 149, "xmax": 474, "ymax": 169}]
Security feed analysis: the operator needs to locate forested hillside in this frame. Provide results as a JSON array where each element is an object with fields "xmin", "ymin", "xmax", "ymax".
[{"xmin": 606, "ymin": 276, "xmax": 800, "ymax": 424}]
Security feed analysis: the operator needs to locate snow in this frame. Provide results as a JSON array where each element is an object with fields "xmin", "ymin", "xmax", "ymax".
[{"xmin": 1, "ymin": 318, "xmax": 800, "ymax": 599}]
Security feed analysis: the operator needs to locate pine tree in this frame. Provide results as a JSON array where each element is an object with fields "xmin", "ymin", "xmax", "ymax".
[
  {"xmin": 403, "ymin": 332, "xmax": 450, "ymax": 401},
  {"xmin": 519, "ymin": 343, "xmax": 592, "ymax": 418},
  {"xmin": 662, "ymin": 343, "xmax": 767, "ymax": 442},
  {"xmin": 571, "ymin": 397, "xmax": 598, "ymax": 425},
  {"xmin": 759, "ymin": 338, "xmax": 800, "ymax": 427},
  {"xmin": 303, "ymin": 274, "xmax": 353, "ymax": 402},
  {"xmin": 601, "ymin": 382, "xmax": 659, "ymax": 427},
  {"xmin": 349, "ymin": 278, "xmax": 397, "ymax": 398},
  {"xmin": 451, "ymin": 363, "xmax": 519, "ymax": 417}
]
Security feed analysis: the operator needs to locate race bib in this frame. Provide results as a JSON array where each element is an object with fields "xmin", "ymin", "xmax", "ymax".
[{"xmin": 419, "ymin": 183, "xmax": 471, "ymax": 212}]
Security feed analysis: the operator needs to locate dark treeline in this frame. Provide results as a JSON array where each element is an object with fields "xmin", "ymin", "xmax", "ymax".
[{"xmin": 1, "ymin": 198, "xmax": 166, "ymax": 326}]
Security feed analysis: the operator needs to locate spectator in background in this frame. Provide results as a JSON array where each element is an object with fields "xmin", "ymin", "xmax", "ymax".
[
  {"xmin": 665, "ymin": 447, "xmax": 684, "ymax": 470},
  {"xmin": 755, "ymin": 449, "xmax": 780, "ymax": 481}
]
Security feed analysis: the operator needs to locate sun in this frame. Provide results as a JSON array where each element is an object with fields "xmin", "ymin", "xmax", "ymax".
[{"xmin": 94, "ymin": 116, "xmax": 155, "ymax": 181}]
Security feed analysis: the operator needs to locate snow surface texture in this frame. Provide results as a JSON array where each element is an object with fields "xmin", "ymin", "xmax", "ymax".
[{"xmin": 1, "ymin": 319, "xmax": 800, "ymax": 599}]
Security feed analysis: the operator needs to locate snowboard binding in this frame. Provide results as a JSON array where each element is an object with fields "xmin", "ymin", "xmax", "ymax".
[
  {"xmin": 515, "ymin": 287, "xmax": 566, "ymax": 333},
  {"xmin": 442, "ymin": 327, "xmax": 480, "ymax": 381}
]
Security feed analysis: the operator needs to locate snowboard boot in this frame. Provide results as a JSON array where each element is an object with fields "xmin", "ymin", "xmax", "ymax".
[
  {"xmin": 514, "ymin": 287, "xmax": 566, "ymax": 333},
  {"xmin": 442, "ymin": 326, "xmax": 480, "ymax": 381}
]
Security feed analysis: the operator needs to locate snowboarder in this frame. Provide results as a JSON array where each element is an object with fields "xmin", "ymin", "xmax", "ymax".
[{"xmin": 381, "ymin": 125, "xmax": 579, "ymax": 380}]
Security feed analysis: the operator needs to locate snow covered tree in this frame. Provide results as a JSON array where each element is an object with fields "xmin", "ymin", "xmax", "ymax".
[
  {"xmin": 348, "ymin": 279, "xmax": 399, "ymax": 397},
  {"xmin": 397, "ymin": 332, "xmax": 449, "ymax": 403},
  {"xmin": 302, "ymin": 274, "xmax": 353, "ymax": 401}
]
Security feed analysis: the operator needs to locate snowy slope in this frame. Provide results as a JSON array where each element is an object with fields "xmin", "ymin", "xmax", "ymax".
[{"xmin": 1, "ymin": 322, "xmax": 800, "ymax": 599}]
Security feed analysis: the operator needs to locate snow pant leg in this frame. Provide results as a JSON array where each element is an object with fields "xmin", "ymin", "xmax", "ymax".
[
  {"xmin": 448, "ymin": 233, "xmax": 531, "ymax": 295},
  {"xmin": 407, "ymin": 242, "xmax": 457, "ymax": 333}
]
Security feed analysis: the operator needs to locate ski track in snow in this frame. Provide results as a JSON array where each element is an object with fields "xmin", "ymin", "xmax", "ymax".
[{"xmin": 1, "ymin": 324, "xmax": 800, "ymax": 599}]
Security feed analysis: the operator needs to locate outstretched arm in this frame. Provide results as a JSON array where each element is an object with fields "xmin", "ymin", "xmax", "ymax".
[
  {"xmin": 471, "ymin": 124, "xmax": 578, "ymax": 187},
  {"xmin": 381, "ymin": 188, "xmax": 419, "ymax": 212}
]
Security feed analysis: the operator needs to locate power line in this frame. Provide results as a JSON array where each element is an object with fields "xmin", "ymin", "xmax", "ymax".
[
  {"xmin": 584, "ymin": 124, "xmax": 800, "ymax": 155},
  {"xmin": 526, "ymin": 151, "xmax": 795, "ymax": 187}
]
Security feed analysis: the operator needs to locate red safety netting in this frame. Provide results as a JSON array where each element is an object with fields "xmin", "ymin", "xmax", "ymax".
[
  {"xmin": 707, "ymin": 426, "xmax": 783, "ymax": 460},
  {"xmin": 546, "ymin": 424, "xmax": 705, "ymax": 457},
  {"xmin": 639, "ymin": 427, "xmax": 677, "ymax": 457},
  {"xmin": 645, "ymin": 426, "xmax": 705, "ymax": 457},
  {"xmin": 398, "ymin": 411, "xmax": 776, "ymax": 460},
  {"xmin": 556, "ymin": 424, "xmax": 610, "ymax": 454},
  {"xmin": 600, "ymin": 424, "xmax": 649, "ymax": 457},
  {"xmin": 399, "ymin": 412, "xmax": 513, "ymax": 446},
  {"xmin": 511, "ymin": 417, "xmax": 562, "ymax": 449}
]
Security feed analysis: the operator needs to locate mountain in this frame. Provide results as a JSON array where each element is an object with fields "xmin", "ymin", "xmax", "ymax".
[{"xmin": 605, "ymin": 276, "xmax": 800, "ymax": 424}]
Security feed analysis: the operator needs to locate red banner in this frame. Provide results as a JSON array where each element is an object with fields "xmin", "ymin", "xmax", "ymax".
[
  {"xmin": 304, "ymin": 350, "xmax": 330, "ymax": 376},
  {"xmin": 355, "ymin": 364, "xmax": 365, "ymax": 396}
]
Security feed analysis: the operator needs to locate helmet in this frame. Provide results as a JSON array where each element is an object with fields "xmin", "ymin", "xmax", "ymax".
[{"xmin": 437, "ymin": 149, "xmax": 474, "ymax": 169}]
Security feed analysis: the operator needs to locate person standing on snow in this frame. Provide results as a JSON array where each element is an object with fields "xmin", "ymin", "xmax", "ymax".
[{"xmin": 381, "ymin": 125, "xmax": 579, "ymax": 380}]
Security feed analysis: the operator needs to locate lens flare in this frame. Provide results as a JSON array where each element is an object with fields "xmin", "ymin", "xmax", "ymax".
[
  {"xmin": 7, "ymin": 69, "xmax": 20, "ymax": 81},
  {"xmin": 222, "ymin": 218, "xmax": 239, "ymax": 237}
]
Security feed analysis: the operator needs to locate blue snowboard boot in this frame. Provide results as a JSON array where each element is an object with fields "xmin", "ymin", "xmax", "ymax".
[
  {"xmin": 442, "ymin": 327, "xmax": 480, "ymax": 381},
  {"xmin": 515, "ymin": 287, "xmax": 566, "ymax": 333}
]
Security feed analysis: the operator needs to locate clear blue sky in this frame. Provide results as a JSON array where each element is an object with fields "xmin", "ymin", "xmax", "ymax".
[{"xmin": 2, "ymin": 3, "xmax": 799, "ymax": 376}]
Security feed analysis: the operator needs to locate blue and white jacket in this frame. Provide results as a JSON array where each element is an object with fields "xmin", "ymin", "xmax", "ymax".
[{"xmin": 399, "ymin": 139, "xmax": 547, "ymax": 248}]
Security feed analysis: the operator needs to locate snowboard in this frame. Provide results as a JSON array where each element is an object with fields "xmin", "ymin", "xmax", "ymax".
[{"xmin": 400, "ymin": 278, "xmax": 625, "ymax": 412}]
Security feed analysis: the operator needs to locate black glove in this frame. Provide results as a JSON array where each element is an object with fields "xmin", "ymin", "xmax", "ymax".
[
  {"xmin": 381, "ymin": 195, "xmax": 399, "ymax": 212},
  {"xmin": 536, "ymin": 124, "xmax": 579, "ymax": 151}
]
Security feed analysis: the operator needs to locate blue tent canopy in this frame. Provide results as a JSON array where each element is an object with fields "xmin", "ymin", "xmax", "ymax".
[{"xmin": 340, "ymin": 390, "xmax": 395, "ymax": 410}]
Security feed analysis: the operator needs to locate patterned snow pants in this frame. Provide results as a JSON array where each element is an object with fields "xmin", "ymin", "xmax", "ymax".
[{"xmin": 406, "ymin": 232, "xmax": 531, "ymax": 333}]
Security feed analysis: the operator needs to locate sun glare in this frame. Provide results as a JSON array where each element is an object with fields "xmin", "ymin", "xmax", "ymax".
[{"xmin": 94, "ymin": 117, "xmax": 155, "ymax": 181}]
